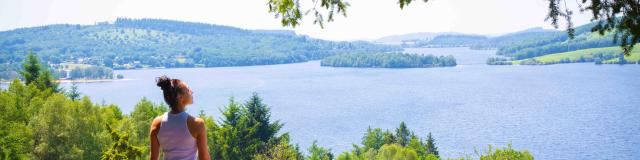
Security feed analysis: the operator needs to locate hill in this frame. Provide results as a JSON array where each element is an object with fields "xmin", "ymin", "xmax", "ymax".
[{"xmin": 0, "ymin": 18, "xmax": 398, "ymax": 79}]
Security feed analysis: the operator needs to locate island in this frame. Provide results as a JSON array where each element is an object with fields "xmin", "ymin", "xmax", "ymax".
[{"xmin": 320, "ymin": 53, "xmax": 457, "ymax": 68}]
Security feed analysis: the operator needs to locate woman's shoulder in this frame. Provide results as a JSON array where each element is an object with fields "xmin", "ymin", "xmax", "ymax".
[
  {"xmin": 150, "ymin": 114, "xmax": 165, "ymax": 134},
  {"xmin": 186, "ymin": 114, "xmax": 206, "ymax": 138},
  {"xmin": 151, "ymin": 113, "xmax": 166, "ymax": 127},
  {"xmin": 186, "ymin": 115, "xmax": 206, "ymax": 127}
]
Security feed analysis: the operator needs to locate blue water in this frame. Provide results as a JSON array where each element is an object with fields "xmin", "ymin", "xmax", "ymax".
[{"xmin": 16, "ymin": 48, "xmax": 637, "ymax": 159}]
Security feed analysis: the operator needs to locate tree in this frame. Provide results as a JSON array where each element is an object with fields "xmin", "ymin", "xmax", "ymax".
[
  {"xmin": 382, "ymin": 130, "xmax": 396, "ymax": 145},
  {"xmin": 66, "ymin": 82, "xmax": 81, "ymax": 101},
  {"xmin": 375, "ymin": 144, "xmax": 419, "ymax": 160},
  {"xmin": 396, "ymin": 121, "xmax": 411, "ymax": 147},
  {"xmin": 307, "ymin": 140, "xmax": 333, "ymax": 160},
  {"xmin": 213, "ymin": 95, "xmax": 289, "ymax": 160},
  {"xmin": 128, "ymin": 98, "xmax": 167, "ymax": 150},
  {"xmin": 0, "ymin": 80, "xmax": 33, "ymax": 159},
  {"xmin": 362, "ymin": 127, "xmax": 385, "ymax": 150},
  {"xmin": 19, "ymin": 52, "xmax": 58, "ymax": 92},
  {"xmin": 408, "ymin": 137, "xmax": 426, "ymax": 157},
  {"xmin": 245, "ymin": 92, "xmax": 283, "ymax": 153},
  {"xmin": 20, "ymin": 51, "xmax": 41, "ymax": 85},
  {"xmin": 336, "ymin": 151, "xmax": 359, "ymax": 160},
  {"xmin": 36, "ymin": 68, "xmax": 59, "ymax": 92},
  {"xmin": 425, "ymin": 132, "xmax": 439, "ymax": 157},
  {"xmin": 478, "ymin": 143, "xmax": 533, "ymax": 160},
  {"xmin": 101, "ymin": 124, "xmax": 144, "ymax": 160},
  {"xmin": 425, "ymin": 154, "xmax": 439, "ymax": 160},
  {"xmin": 266, "ymin": 0, "xmax": 640, "ymax": 55},
  {"xmin": 545, "ymin": 0, "xmax": 639, "ymax": 55},
  {"xmin": 254, "ymin": 134, "xmax": 303, "ymax": 160}
]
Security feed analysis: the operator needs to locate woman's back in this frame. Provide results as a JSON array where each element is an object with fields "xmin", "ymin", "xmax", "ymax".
[
  {"xmin": 152, "ymin": 76, "xmax": 209, "ymax": 160},
  {"xmin": 157, "ymin": 112, "xmax": 197, "ymax": 160}
]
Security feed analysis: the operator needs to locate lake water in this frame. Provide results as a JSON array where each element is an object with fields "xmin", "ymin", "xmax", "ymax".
[{"xmin": 20, "ymin": 47, "xmax": 640, "ymax": 159}]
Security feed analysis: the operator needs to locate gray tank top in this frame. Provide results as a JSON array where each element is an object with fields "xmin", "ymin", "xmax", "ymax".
[{"xmin": 158, "ymin": 112, "xmax": 198, "ymax": 160}]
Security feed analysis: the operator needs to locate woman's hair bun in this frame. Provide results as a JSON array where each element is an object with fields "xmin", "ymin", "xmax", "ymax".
[{"xmin": 156, "ymin": 75, "xmax": 173, "ymax": 91}]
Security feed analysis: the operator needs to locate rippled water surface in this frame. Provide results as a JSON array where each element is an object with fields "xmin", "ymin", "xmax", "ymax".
[{"xmin": 44, "ymin": 48, "xmax": 640, "ymax": 159}]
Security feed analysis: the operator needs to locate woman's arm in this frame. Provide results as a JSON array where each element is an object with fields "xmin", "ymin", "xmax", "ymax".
[
  {"xmin": 150, "ymin": 117, "xmax": 162, "ymax": 160},
  {"xmin": 195, "ymin": 118, "xmax": 211, "ymax": 160}
]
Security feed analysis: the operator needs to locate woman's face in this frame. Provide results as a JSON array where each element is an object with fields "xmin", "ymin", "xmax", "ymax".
[{"xmin": 177, "ymin": 82, "xmax": 194, "ymax": 106}]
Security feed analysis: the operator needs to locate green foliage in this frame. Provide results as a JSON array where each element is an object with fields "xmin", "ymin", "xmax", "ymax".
[
  {"xmin": 65, "ymin": 65, "xmax": 115, "ymax": 79},
  {"xmin": 307, "ymin": 140, "xmax": 333, "ymax": 160},
  {"xmin": 477, "ymin": 144, "xmax": 533, "ymax": 160},
  {"xmin": 19, "ymin": 52, "xmax": 41, "ymax": 85},
  {"xmin": 0, "ymin": 18, "xmax": 398, "ymax": 79},
  {"xmin": 265, "ymin": 0, "xmax": 638, "ymax": 55},
  {"xmin": 425, "ymin": 154, "xmax": 439, "ymax": 160},
  {"xmin": 425, "ymin": 132, "xmax": 439, "ymax": 157},
  {"xmin": 343, "ymin": 122, "xmax": 442, "ymax": 160},
  {"xmin": 245, "ymin": 92, "xmax": 283, "ymax": 153},
  {"xmin": 395, "ymin": 122, "xmax": 411, "ymax": 147},
  {"xmin": 486, "ymin": 57, "xmax": 513, "ymax": 65},
  {"xmin": 490, "ymin": 46, "xmax": 640, "ymax": 65},
  {"xmin": 0, "ymin": 59, "xmax": 147, "ymax": 159},
  {"xmin": 101, "ymin": 124, "xmax": 144, "ymax": 160},
  {"xmin": 65, "ymin": 82, "xmax": 81, "ymax": 100},
  {"xmin": 205, "ymin": 94, "xmax": 293, "ymax": 160},
  {"xmin": 415, "ymin": 34, "xmax": 488, "ymax": 48},
  {"xmin": 0, "ymin": 56, "xmax": 536, "ymax": 159},
  {"xmin": 0, "ymin": 81, "xmax": 114, "ymax": 159},
  {"xmin": 0, "ymin": 81, "xmax": 536, "ymax": 159},
  {"xmin": 362, "ymin": 127, "xmax": 385, "ymax": 151},
  {"xmin": 494, "ymin": 20, "xmax": 640, "ymax": 61},
  {"xmin": 545, "ymin": 0, "xmax": 640, "ymax": 55},
  {"xmin": 267, "ymin": 0, "xmax": 349, "ymax": 28},
  {"xmin": 266, "ymin": 0, "xmax": 436, "ymax": 28},
  {"xmin": 128, "ymin": 97, "xmax": 167, "ymax": 154},
  {"xmin": 18, "ymin": 52, "xmax": 59, "ymax": 92},
  {"xmin": 0, "ymin": 84, "xmax": 33, "ymax": 159},
  {"xmin": 376, "ymin": 144, "xmax": 419, "ymax": 160},
  {"xmin": 254, "ymin": 134, "xmax": 304, "ymax": 160},
  {"xmin": 321, "ymin": 53, "xmax": 456, "ymax": 68},
  {"xmin": 336, "ymin": 151, "xmax": 358, "ymax": 160},
  {"xmin": 0, "ymin": 63, "xmax": 20, "ymax": 81}
]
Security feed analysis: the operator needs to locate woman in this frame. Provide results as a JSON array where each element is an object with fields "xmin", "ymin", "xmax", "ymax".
[{"xmin": 150, "ymin": 75, "xmax": 211, "ymax": 160}]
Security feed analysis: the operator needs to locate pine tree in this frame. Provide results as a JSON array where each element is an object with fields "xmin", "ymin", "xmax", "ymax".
[
  {"xmin": 101, "ymin": 124, "xmax": 143, "ymax": 160},
  {"xmin": 19, "ymin": 51, "xmax": 41, "ymax": 85},
  {"xmin": 245, "ymin": 92, "xmax": 282, "ymax": 142},
  {"xmin": 66, "ymin": 82, "xmax": 81, "ymax": 100},
  {"xmin": 425, "ymin": 132, "xmax": 439, "ymax": 157},
  {"xmin": 245, "ymin": 92, "xmax": 283, "ymax": 154},
  {"xmin": 307, "ymin": 140, "xmax": 333, "ymax": 160},
  {"xmin": 396, "ymin": 121, "xmax": 411, "ymax": 147},
  {"xmin": 382, "ymin": 130, "xmax": 396, "ymax": 145},
  {"xmin": 362, "ymin": 127, "xmax": 384, "ymax": 150},
  {"xmin": 19, "ymin": 51, "xmax": 59, "ymax": 92}
]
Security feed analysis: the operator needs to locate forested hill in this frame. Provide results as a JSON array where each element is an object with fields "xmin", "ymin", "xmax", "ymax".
[
  {"xmin": 0, "ymin": 18, "xmax": 398, "ymax": 69},
  {"xmin": 494, "ymin": 22, "xmax": 623, "ymax": 60},
  {"xmin": 376, "ymin": 21, "xmax": 630, "ymax": 60}
]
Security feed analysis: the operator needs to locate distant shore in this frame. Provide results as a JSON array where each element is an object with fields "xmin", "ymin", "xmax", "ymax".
[
  {"xmin": 1, "ymin": 78, "xmax": 133, "ymax": 84},
  {"xmin": 56, "ymin": 78, "xmax": 133, "ymax": 83}
]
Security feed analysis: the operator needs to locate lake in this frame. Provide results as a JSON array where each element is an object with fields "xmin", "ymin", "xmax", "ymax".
[{"xmin": 44, "ymin": 47, "xmax": 640, "ymax": 159}]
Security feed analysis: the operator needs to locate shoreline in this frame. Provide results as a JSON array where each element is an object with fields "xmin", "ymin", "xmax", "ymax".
[
  {"xmin": 1, "ymin": 78, "xmax": 134, "ymax": 84},
  {"xmin": 56, "ymin": 78, "xmax": 134, "ymax": 83}
]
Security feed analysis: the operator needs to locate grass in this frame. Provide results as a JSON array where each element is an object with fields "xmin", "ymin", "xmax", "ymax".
[
  {"xmin": 511, "ymin": 46, "xmax": 640, "ymax": 65},
  {"xmin": 604, "ymin": 50, "xmax": 640, "ymax": 63}
]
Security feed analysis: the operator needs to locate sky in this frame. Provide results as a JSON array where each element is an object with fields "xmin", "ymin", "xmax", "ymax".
[{"xmin": 0, "ymin": 0, "xmax": 593, "ymax": 41}]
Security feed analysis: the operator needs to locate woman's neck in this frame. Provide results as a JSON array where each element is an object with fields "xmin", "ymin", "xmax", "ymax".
[
  {"xmin": 170, "ymin": 105, "xmax": 185, "ymax": 114},
  {"xmin": 169, "ymin": 110, "xmax": 184, "ymax": 114}
]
